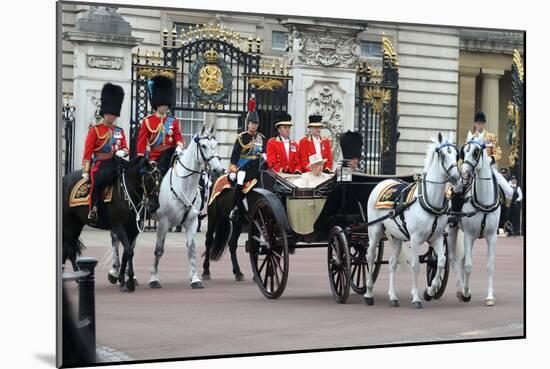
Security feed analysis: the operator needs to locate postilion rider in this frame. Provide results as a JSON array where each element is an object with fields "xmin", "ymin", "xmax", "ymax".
[
  {"xmin": 81, "ymin": 83, "xmax": 129, "ymax": 224},
  {"xmin": 228, "ymin": 110, "xmax": 265, "ymax": 221},
  {"xmin": 136, "ymin": 75, "xmax": 184, "ymax": 175},
  {"xmin": 450, "ymin": 111, "xmax": 514, "ymax": 223},
  {"xmin": 298, "ymin": 114, "xmax": 333, "ymax": 174}
]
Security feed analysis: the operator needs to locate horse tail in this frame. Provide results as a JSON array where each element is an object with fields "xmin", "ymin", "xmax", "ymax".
[
  {"xmin": 63, "ymin": 236, "xmax": 86, "ymax": 269},
  {"xmin": 210, "ymin": 215, "xmax": 231, "ymax": 262}
]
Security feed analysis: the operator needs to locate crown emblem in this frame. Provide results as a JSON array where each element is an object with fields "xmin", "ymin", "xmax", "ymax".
[
  {"xmin": 204, "ymin": 49, "xmax": 219, "ymax": 63},
  {"xmin": 319, "ymin": 34, "xmax": 338, "ymax": 51}
]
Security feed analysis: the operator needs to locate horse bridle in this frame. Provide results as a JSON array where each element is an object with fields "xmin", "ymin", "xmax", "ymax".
[
  {"xmin": 120, "ymin": 159, "xmax": 162, "ymax": 232},
  {"xmin": 425, "ymin": 142, "xmax": 458, "ymax": 184},
  {"xmin": 461, "ymin": 140, "xmax": 492, "ymax": 181},
  {"xmin": 177, "ymin": 135, "xmax": 220, "ymax": 178}
]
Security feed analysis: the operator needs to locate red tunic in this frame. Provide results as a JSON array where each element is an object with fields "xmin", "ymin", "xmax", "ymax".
[
  {"xmin": 82, "ymin": 122, "xmax": 128, "ymax": 172},
  {"xmin": 266, "ymin": 136, "xmax": 302, "ymax": 173},
  {"xmin": 298, "ymin": 135, "xmax": 333, "ymax": 172},
  {"xmin": 136, "ymin": 112, "xmax": 184, "ymax": 161}
]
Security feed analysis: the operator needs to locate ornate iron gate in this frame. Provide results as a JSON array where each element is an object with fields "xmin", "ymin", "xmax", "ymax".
[
  {"xmin": 355, "ymin": 36, "xmax": 399, "ymax": 174},
  {"xmin": 130, "ymin": 24, "xmax": 291, "ymax": 156},
  {"xmin": 62, "ymin": 96, "xmax": 76, "ymax": 175},
  {"xmin": 507, "ymin": 49, "xmax": 524, "ymax": 186}
]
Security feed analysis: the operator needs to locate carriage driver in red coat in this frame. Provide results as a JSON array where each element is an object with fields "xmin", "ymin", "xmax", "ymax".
[
  {"xmin": 266, "ymin": 114, "xmax": 303, "ymax": 174},
  {"xmin": 136, "ymin": 75, "xmax": 184, "ymax": 175},
  {"xmin": 298, "ymin": 114, "xmax": 333, "ymax": 174},
  {"xmin": 82, "ymin": 83, "xmax": 129, "ymax": 224}
]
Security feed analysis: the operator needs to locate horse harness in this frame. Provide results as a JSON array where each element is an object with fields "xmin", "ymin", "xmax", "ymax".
[
  {"xmin": 366, "ymin": 142, "xmax": 457, "ymax": 241},
  {"xmin": 169, "ymin": 135, "xmax": 219, "ymax": 226},
  {"xmin": 455, "ymin": 140, "xmax": 501, "ymax": 238}
]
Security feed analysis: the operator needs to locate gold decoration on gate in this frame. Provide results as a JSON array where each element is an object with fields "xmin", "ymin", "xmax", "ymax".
[
  {"xmin": 248, "ymin": 78, "xmax": 284, "ymax": 91},
  {"xmin": 363, "ymin": 86, "xmax": 392, "ymax": 114},
  {"xmin": 198, "ymin": 50, "xmax": 223, "ymax": 95}
]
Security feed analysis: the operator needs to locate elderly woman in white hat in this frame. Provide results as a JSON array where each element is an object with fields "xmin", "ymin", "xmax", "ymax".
[{"xmin": 294, "ymin": 153, "xmax": 332, "ymax": 188}]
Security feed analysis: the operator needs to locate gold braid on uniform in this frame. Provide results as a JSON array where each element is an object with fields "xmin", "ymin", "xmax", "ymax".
[
  {"xmin": 93, "ymin": 126, "xmax": 112, "ymax": 152},
  {"xmin": 145, "ymin": 117, "xmax": 164, "ymax": 146}
]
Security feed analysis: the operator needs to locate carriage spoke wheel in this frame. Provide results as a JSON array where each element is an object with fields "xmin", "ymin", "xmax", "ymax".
[
  {"xmin": 350, "ymin": 239, "xmax": 384, "ymax": 294},
  {"xmin": 425, "ymin": 236, "xmax": 450, "ymax": 300},
  {"xmin": 327, "ymin": 226, "xmax": 351, "ymax": 304},
  {"xmin": 248, "ymin": 199, "xmax": 289, "ymax": 299}
]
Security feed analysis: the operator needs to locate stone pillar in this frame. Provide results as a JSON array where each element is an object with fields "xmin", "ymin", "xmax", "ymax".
[
  {"xmin": 63, "ymin": 7, "xmax": 142, "ymax": 170},
  {"xmin": 282, "ymin": 21, "xmax": 365, "ymax": 161},
  {"xmin": 480, "ymin": 68, "xmax": 504, "ymax": 135},
  {"xmin": 458, "ymin": 67, "xmax": 479, "ymax": 144}
]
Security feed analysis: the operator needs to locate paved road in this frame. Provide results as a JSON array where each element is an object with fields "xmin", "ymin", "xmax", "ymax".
[{"xmin": 64, "ymin": 228, "xmax": 524, "ymax": 363}]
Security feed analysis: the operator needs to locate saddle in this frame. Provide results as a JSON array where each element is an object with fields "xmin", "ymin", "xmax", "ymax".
[
  {"xmin": 208, "ymin": 174, "xmax": 257, "ymax": 206},
  {"xmin": 69, "ymin": 178, "xmax": 114, "ymax": 208},
  {"xmin": 374, "ymin": 180, "xmax": 418, "ymax": 209}
]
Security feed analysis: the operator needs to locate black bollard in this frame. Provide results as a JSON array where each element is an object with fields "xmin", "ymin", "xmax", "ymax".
[{"xmin": 77, "ymin": 257, "xmax": 98, "ymax": 362}]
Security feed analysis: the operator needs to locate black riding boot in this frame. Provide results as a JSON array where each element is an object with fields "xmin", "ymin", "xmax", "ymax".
[
  {"xmin": 229, "ymin": 186, "xmax": 244, "ymax": 221},
  {"xmin": 88, "ymin": 189, "xmax": 100, "ymax": 225}
]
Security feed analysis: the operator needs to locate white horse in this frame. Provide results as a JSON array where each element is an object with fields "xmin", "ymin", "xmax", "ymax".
[
  {"xmin": 364, "ymin": 133, "xmax": 460, "ymax": 309},
  {"xmin": 447, "ymin": 132, "xmax": 501, "ymax": 306},
  {"xmin": 149, "ymin": 125, "xmax": 223, "ymax": 289}
]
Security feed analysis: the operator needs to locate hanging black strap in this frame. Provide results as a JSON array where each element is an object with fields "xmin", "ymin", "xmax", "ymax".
[{"xmin": 479, "ymin": 212, "xmax": 488, "ymax": 239}]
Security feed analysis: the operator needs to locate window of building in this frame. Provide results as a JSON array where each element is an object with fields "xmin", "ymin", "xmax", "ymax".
[
  {"xmin": 173, "ymin": 22, "xmax": 196, "ymax": 36},
  {"xmin": 360, "ymin": 41, "xmax": 383, "ymax": 59},
  {"xmin": 272, "ymin": 31, "xmax": 289, "ymax": 51},
  {"xmin": 175, "ymin": 88, "xmax": 206, "ymax": 148}
]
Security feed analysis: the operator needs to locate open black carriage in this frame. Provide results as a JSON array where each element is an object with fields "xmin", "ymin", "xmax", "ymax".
[{"xmin": 241, "ymin": 166, "xmax": 450, "ymax": 303}]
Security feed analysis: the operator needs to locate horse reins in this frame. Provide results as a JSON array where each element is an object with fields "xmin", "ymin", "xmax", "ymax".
[{"xmin": 169, "ymin": 135, "xmax": 218, "ymax": 223}]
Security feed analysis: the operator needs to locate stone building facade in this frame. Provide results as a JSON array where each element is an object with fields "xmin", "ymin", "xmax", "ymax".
[{"xmin": 61, "ymin": 4, "xmax": 523, "ymax": 174}]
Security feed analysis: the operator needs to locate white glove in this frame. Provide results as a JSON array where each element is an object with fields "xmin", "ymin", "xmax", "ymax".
[
  {"xmin": 175, "ymin": 146, "xmax": 184, "ymax": 155},
  {"xmin": 82, "ymin": 172, "xmax": 90, "ymax": 182},
  {"xmin": 228, "ymin": 172, "xmax": 236, "ymax": 181},
  {"xmin": 116, "ymin": 149, "xmax": 127, "ymax": 158}
]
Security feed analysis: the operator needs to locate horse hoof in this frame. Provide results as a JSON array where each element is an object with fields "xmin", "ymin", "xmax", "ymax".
[
  {"xmin": 235, "ymin": 274, "xmax": 245, "ymax": 282},
  {"xmin": 389, "ymin": 300, "xmax": 399, "ymax": 307},
  {"xmin": 119, "ymin": 284, "xmax": 128, "ymax": 293},
  {"xmin": 201, "ymin": 273, "xmax": 211, "ymax": 281},
  {"xmin": 364, "ymin": 297, "xmax": 374, "ymax": 306},
  {"xmin": 126, "ymin": 281, "xmax": 135, "ymax": 292},
  {"xmin": 191, "ymin": 281, "xmax": 204, "ymax": 289},
  {"xmin": 133, "ymin": 277, "xmax": 139, "ymax": 286},
  {"xmin": 149, "ymin": 281, "xmax": 162, "ymax": 289},
  {"xmin": 108, "ymin": 273, "xmax": 118, "ymax": 285},
  {"xmin": 423, "ymin": 289, "xmax": 433, "ymax": 302},
  {"xmin": 461, "ymin": 293, "xmax": 471, "ymax": 302},
  {"xmin": 412, "ymin": 301, "xmax": 423, "ymax": 309},
  {"xmin": 485, "ymin": 298, "xmax": 495, "ymax": 306}
]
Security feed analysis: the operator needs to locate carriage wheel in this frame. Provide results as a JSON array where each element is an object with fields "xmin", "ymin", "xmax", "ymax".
[
  {"xmin": 425, "ymin": 236, "xmax": 450, "ymax": 300},
  {"xmin": 327, "ymin": 226, "xmax": 351, "ymax": 304},
  {"xmin": 350, "ymin": 239, "xmax": 384, "ymax": 295},
  {"xmin": 248, "ymin": 199, "xmax": 289, "ymax": 299}
]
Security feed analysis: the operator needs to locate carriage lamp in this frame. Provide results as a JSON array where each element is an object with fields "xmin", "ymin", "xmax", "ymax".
[{"xmin": 337, "ymin": 162, "xmax": 353, "ymax": 182}]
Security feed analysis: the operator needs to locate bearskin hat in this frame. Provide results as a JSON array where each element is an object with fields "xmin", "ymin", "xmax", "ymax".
[
  {"xmin": 339, "ymin": 130, "xmax": 363, "ymax": 159},
  {"xmin": 99, "ymin": 83, "xmax": 124, "ymax": 117},
  {"xmin": 147, "ymin": 75, "xmax": 174, "ymax": 110}
]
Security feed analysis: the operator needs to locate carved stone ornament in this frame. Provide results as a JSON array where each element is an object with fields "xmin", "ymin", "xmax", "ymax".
[
  {"xmin": 307, "ymin": 85, "xmax": 344, "ymax": 158},
  {"xmin": 287, "ymin": 30, "xmax": 359, "ymax": 69},
  {"xmin": 87, "ymin": 55, "xmax": 123, "ymax": 70}
]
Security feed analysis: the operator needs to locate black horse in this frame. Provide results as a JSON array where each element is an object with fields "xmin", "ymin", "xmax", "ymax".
[
  {"xmin": 62, "ymin": 156, "xmax": 161, "ymax": 292},
  {"xmin": 202, "ymin": 158, "xmax": 267, "ymax": 281}
]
